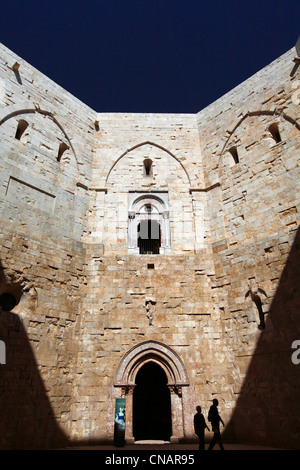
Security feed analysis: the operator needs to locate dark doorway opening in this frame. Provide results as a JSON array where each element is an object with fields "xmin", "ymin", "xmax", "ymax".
[
  {"xmin": 138, "ymin": 220, "xmax": 161, "ymax": 254},
  {"xmin": 133, "ymin": 362, "xmax": 172, "ymax": 441}
]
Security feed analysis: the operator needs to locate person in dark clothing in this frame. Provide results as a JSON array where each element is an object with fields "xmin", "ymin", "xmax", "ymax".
[
  {"xmin": 194, "ymin": 405, "xmax": 210, "ymax": 450},
  {"xmin": 208, "ymin": 399, "xmax": 225, "ymax": 450}
]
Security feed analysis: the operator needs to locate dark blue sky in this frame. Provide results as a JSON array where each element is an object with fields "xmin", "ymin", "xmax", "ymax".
[{"xmin": 0, "ymin": 0, "xmax": 299, "ymax": 113}]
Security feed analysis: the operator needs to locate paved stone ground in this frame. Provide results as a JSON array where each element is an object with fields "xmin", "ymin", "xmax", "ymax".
[{"xmin": 63, "ymin": 440, "xmax": 284, "ymax": 450}]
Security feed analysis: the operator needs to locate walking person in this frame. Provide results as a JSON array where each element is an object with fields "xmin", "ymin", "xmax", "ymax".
[
  {"xmin": 194, "ymin": 405, "xmax": 209, "ymax": 450},
  {"xmin": 208, "ymin": 399, "xmax": 225, "ymax": 450}
]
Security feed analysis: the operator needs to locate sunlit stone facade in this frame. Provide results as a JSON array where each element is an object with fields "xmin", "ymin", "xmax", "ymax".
[{"xmin": 0, "ymin": 41, "xmax": 299, "ymax": 449}]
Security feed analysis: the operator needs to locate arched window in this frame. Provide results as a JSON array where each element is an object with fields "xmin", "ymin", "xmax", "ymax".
[
  {"xmin": 15, "ymin": 119, "xmax": 28, "ymax": 141},
  {"xmin": 128, "ymin": 194, "xmax": 170, "ymax": 254},
  {"xmin": 269, "ymin": 123, "xmax": 281, "ymax": 144},
  {"xmin": 57, "ymin": 142, "xmax": 69, "ymax": 162},
  {"xmin": 227, "ymin": 146, "xmax": 239, "ymax": 166},
  {"xmin": 143, "ymin": 158, "xmax": 153, "ymax": 177}
]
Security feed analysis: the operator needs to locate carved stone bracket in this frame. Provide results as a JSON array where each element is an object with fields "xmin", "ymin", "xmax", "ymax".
[
  {"xmin": 121, "ymin": 385, "xmax": 135, "ymax": 397},
  {"xmin": 168, "ymin": 384, "xmax": 183, "ymax": 397}
]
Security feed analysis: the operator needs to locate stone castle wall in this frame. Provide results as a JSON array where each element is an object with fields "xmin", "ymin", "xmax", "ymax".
[
  {"xmin": 0, "ymin": 41, "xmax": 299, "ymax": 449},
  {"xmin": 197, "ymin": 47, "xmax": 300, "ymax": 447},
  {"xmin": 0, "ymin": 43, "xmax": 96, "ymax": 447}
]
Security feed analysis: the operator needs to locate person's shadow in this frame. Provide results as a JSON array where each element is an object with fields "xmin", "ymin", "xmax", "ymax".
[{"xmin": 0, "ymin": 303, "xmax": 69, "ymax": 449}]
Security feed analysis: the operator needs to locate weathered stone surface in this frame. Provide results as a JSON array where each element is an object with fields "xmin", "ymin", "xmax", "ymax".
[{"xmin": 0, "ymin": 41, "xmax": 299, "ymax": 449}]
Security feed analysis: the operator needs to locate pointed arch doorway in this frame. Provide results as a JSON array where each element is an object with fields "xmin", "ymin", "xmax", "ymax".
[
  {"xmin": 133, "ymin": 361, "xmax": 171, "ymax": 441},
  {"xmin": 111, "ymin": 341, "xmax": 194, "ymax": 443}
]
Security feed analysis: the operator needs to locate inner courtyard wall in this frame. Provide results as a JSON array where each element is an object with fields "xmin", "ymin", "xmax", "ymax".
[
  {"xmin": 75, "ymin": 111, "xmax": 219, "ymax": 442},
  {"xmin": 0, "ymin": 43, "xmax": 96, "ymax": 447},
  {"xmin": 197, "ymin": 46, "xmax": 300, "ymax": 447},
  {"xmin": 0, "ymin": 40, "xmax": 299, "ymax": 449},
  {"xmin": 77, "ymin": 45, "xmax": 300, "ymax": 447}
]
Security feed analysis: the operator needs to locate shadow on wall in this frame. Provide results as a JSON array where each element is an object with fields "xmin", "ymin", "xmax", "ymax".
[
  {"xmin": 0, "ymin": 263, "xmax": 69, "ymax": 450},
  {"xmin": 223, "ymin": 226, "xmax": 300, "ymax": 449},
  {"xmin": 1, "ymin": 223, "xmax": 300, "ymax": 449}
]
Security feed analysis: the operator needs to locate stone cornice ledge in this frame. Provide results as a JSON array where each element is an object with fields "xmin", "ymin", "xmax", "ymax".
[
  {"xmin": 76, "ymin": 182, "xmax": 107, "ymax": 193},
  {"xmin": 189, "ymin": 182, "xmax": 221, "ymax": 193},
  {"xmin": 76, "ymin": 183, "xmax": 221, "ymax": 194}
]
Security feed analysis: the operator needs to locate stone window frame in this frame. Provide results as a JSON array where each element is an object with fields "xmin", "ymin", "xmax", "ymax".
[
  {"xmin": 15, "ymin": 118, "xmax": 29, "ymax": 142},
  {"xmin": 143, "ymin": 158, "xmax": 153, "ymax": 178},
  {"xmin": 128, "ymin": 193, "xmax": 171, "ymax": 254},
  {"xmin": 227, "ymin": 146, "xmax": 239, "ymax": 167},
  {"xmin": 268, "ymin": 122, "xmax": 282, "ymax": 145}
]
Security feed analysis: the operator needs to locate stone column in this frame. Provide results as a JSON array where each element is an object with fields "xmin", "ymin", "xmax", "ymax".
[
  {"xmin": 169, "ymin": 385, "xmax": 184, "ymax": 442},
  {"xmin": 128, "ymin": 211, "xmax": 135, "ymax": 251},
  {"xmin": 163, "ymin": 210, "xmax": 171, "ymax": 251},
  {"xmin": 123, "ymin": 386, "xmax": 135, "ymax": 444}
]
